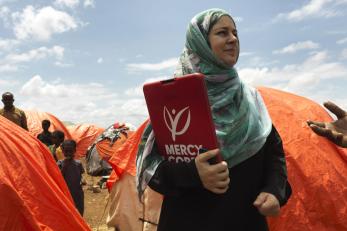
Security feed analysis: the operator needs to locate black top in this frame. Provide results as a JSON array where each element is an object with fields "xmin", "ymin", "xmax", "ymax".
[
  {"xmin": 58, "ymin": 159, "xmax": 85, "ymax": 215},
  {"xmin": 149, "ymin": 126, "xmax": 291, "ymax": 231},
  {"xmin": 37, "ymin": 131, "xmax": 53, "ymax": 146}
]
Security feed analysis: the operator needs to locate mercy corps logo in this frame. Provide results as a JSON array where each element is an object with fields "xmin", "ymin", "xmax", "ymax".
[{"xmin": 163, "ymin": 106, "xmax": 191, "ymax": 141}]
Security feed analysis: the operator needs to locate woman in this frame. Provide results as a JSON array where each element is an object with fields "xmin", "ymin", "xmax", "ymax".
[{"xmin": 136, "ymin": 8, "xmax": 291, "ymax": 231}]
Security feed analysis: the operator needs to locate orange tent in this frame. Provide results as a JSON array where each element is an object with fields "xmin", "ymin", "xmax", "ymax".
[
  {"xmin": 67, "ymin": 124, "xmax": 104, "ymax": 158},
  {"xmin": 25, "ymin": 110, "xmax": 72, "ymax": 139},
  {"xmin": 106, "ymin": 121, "xmax": 146, "ymax": 190},
  {"xmin": 0, "ymin": 116, "xmax": 90, "ymax": 231},
  {"xmin": 84, "ymin": 123, "xmax": 134, "ymax": 177},
  {"xmin": 258, "ymin": 87, "xmax": 347, "ymax": 231}
]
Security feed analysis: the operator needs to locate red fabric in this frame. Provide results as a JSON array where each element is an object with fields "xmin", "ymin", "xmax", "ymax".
[
  {"xmin": 67, "ymin": 124, "xmax": 104, "ymax": 158},
  {"xmin": 0, "ymin": 116, "xmax": 90, "ymax": 231},
  {"xmin": 258, "ymin": 87, "xmax": 347, "ymax": 231},
  {"xmin": 106, "ymin": 120, "xmax": 148, "ymax": 191},
  {"xmin": 26, "ymin": 110, "xmax": 72, "ymax": 140}
]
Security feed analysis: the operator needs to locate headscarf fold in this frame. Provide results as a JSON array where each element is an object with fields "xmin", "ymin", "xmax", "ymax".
[{"xmin": 136, "ymin": 8, "xmax": 272, "ymax": 197}]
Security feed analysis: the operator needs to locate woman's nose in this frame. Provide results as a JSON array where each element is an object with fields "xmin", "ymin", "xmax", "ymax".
[{"xmin": 227, "ymin": 32, "xmax": 237, "ymax": 43}]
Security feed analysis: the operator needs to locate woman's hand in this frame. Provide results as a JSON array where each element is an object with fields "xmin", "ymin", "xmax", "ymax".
[
  {"xmin": 195, "ymin": 149, "xmax": 229, "ymax": 194},
  {"xmin": 307, "ymin": 101, "xmax": 347, "ymax": 148},
  {"xmin": 253, "ymin": 192, "xmax": 280, "ymax": 216}
]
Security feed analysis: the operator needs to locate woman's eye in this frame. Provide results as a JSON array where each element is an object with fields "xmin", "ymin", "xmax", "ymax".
[{"xmin": 217, "ymin": 31, "xmax": 227, "ymax": 36}]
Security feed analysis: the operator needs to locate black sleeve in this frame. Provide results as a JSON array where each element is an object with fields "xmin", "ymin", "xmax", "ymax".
[
  {"xmin": 148, "ymin": 159, "xmax": 203, "ymax": 196},
  {"xmin": 262, "ymin": 125, "xmax": 292, "ymax": 206}
]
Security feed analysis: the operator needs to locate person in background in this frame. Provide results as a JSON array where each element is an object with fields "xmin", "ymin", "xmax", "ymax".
[
  {"xmin": 49, "ymin": 130, "xmax": 65, "ymax": 161},
  {"xmin": 307, "ymin": 101, "xmax": 347, "ymax": 148},
  {"xmin": 57, "ymin": 140, "xmax": 85, "ymax": 216},
  {"xmin": 0, "ymin": 92, "xmax": 28, "ymax": 130},
  {"xmin": 136, "ymin": 8, "xmax": 291, "ymax": 231},
  {"xmin": 37, "ymin": 119, "xmax": 53, "ymax": 147}
]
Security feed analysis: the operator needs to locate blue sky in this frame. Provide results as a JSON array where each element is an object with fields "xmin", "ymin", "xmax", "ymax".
[{"xmin": 0, "ymin": 0, "xmax": 347, "ymax": 127}]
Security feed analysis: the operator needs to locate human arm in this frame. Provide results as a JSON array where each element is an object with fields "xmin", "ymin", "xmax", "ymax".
[
  {"xmin": 307, "ymin": 101, "xmax": 347, "ymax": 148},
  {"xmin": 254, "ymin": 126, "xmax": 291, "ymax": 216},
  {"xmin": 21, "ymin": 111, "xmax": 28, "ymax": 131}
]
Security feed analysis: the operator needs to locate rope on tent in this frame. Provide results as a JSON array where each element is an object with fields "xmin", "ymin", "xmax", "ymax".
[{"xmin": 96, "ymin": 193, "xmax": 111, "ymax": 231}]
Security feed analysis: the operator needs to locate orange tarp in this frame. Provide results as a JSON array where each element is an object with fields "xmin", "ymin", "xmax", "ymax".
[
  {"xmin": 106, "ymin": 121, "xmax": 147, "ymax": 190},
  {"xmin": 0, "ymin": 116, "xmax": 90, "ymax": 231},
  {"xmin": 25, "ymin": 110, "xmax": 72, "ymax": 139},
  {"xmin": 67, "ymin": 124, "xmax": 104, "ymax": 158},
  {"xmin": 258, "ymin": 87, "xmax": 347, "ymax": 231}
]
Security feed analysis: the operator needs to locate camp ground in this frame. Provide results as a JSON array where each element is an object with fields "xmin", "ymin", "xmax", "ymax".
[{"xmin": 1, "ymin": 88, "xmax": 347, "ymax": 230}]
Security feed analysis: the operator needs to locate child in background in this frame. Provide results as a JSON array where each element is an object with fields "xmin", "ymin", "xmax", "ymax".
[
  {"xmin": 58, "ymin": 140, "xmax": 85, "ymax": 216},
  {"xmin": 37, "ymin": 119, "xmax": 53, "ymax": 146},
  {"xmin": 49, "ymin": 130, "xmax": 65, "ymax": 161}
]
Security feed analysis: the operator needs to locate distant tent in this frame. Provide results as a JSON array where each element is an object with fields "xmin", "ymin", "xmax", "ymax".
[
  {"xmin": 25, "ymin": 110, "xmax": 72, "ymax": 139},
  {"xmin": 86, "ymin": 123, "xmax": 134, "ymax": 177},
  {"xmin": 258, "ymin": 87, "xmax": 347, "ymax": 231},
  {"xmin": 106, "ymin": 121, "xmax": 147, "ymax": 190},
  {"xmin": 67, "ymin": 124, "xmax": 104, "ymax": 158},
  {"xmin": 0, "ymin": 116, "xmax": 90, "ymax": 230}
]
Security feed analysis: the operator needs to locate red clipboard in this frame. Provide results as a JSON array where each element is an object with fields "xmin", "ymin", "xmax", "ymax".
[{"xmin": 143, "ymin": 73, "xmax": 221, "ymax": 163}]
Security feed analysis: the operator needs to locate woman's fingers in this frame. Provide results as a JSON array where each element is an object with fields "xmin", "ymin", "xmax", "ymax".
[
  {"xmin": 195, "ymin": 154, "xmax": 230, "ymax": 194},
  {"xmin": 307, "ymin": 120, "xmax": 326, "ymax": 128}
]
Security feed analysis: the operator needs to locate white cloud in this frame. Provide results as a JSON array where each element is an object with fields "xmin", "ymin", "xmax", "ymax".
[
  {"xmin": 18, "ymin": 75, "xmax": 148, "ymax": 127},
  {"xmin": 55, "ymin": 61, "xmax": 73, "ymax": 67},
  {"xmin": 0, "ymin": 63, "xmax": 17, "ymax": 72},
  {"xmin": 54, "ymin": 0, "xmax": 79, "ymax": 8},
  {"xmin": 83, "ymin": 0, "xmax": 95, "ymax": 8},
  {"xmin": 0, "ymin": 46, "xmax": 64, "ymax": 72},
  {"xmin": 0, "ymin": 78, "xmax": 18, "ymax": 87},
  {"xmin": 0, "ymin": 38, "xmax": 19, "ymax": 51},
  {"xmin": 127, "ymin": 58, "xmax": 178, "ymax": 72},
  {"xmin": 5, "ymin": 46, "xmax": 64, "ymax": 63},
  {"xmin": 0, "ymin": 5, "xmax": 11, "ymax": 26},
  {"xmin": 273, "ymin": 41, "xmax": 320, "ymax": 54},
  {"xmin": 125, "ymin": 76, "xmax": 170, "ymax": 97},
  {"xmin": 12, "ymin": 6, "xmax": 78, "ymax": 41},
  {"xmin": 275, "ymin": 0, "xmax": 344, "ymax": 22},
  {"xmin": 233, "ymin": 17, "xmax": 243, "ymax": 22},
  {"xmin": 0, "ymin": 5, "xmax": 9, "ymax": 17},
  {"xmin": 239, "ymin": 51, "xmax": 347, "ymax": 96},
  {"xmin": 341, "ymin": 48, "xmax": 347, "ymax": 59},
  {"xmin": 97, "ymin": 57, "xmax": 103, "ymax": 64},
  {"xmin": 240, "ymin": 52, "xmax": 254, "ymax": 57},
  {"xmin": 337, "ymin": 37, "xmax": 347, "ymax": 44}
]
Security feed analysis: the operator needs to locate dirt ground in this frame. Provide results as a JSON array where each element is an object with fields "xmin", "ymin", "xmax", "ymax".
[{"xmin": 82, "ymin": 168, "xmax": 112, "ymax": 230}]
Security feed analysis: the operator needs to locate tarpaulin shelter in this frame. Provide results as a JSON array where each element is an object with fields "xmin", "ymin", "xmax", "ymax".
[
  {"xmin": 0, "ymin": 116, "xmax": 90, "ymax": 231},
  {"xmin": 25, "ymin": 110, "xmax": 72, "ymax": 140},
  {"xmin": 106, "ymin": 121, "xmax": 146, "ymax": 190},
  {"xmin": 86, "ymin": 123, "xmax": 133, "ymax": 177},
  {"xmin": 67, "ymin": 124, "xmax": 104, "ymax": 158},
  {"xmin": 106, "ymin": 120, "xmax": 162, "ymax": 231},
  {"xmin": 258, "ymin": 87, "xmax": 347, "ymax": 231}
]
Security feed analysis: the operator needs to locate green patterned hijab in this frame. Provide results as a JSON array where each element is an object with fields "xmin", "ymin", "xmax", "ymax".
[{"xmin": 136, "ymin": 8, "xmax": 272, "ymax": 197}]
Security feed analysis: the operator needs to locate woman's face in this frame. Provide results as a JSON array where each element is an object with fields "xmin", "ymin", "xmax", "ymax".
[{"xmin": 208, "ymin": 15, "xmax": 239, "ymax": 67}]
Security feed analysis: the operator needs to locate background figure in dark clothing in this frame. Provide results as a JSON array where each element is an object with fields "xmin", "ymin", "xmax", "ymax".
[
  {"xmin": 37, "ymin": 119, "xmax": 53, "ymax": 146},
  {"xmin": 0, "ymin": 92, "xmax": 28, "ymax": 130},
  {"xmin": 307, "ymin": 101, "xmax": 347, "ymax": 148},
  {"xmin": 57, "ymin": 140, "xmax": 85, "ymax": 216}
]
